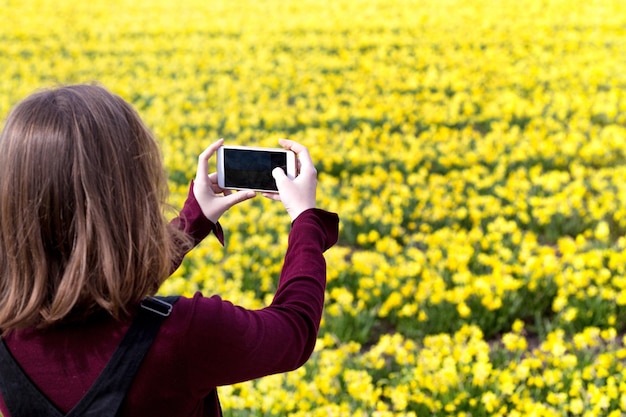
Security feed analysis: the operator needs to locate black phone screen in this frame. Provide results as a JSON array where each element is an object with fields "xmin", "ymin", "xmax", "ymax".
[{"xmin": 223, "ymin": 148, "xmax": 288, "ymax": 191}]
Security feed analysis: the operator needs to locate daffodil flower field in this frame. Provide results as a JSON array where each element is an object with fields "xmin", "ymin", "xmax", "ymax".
[{"xmin": 2, "ymin": 0, "xmax": 626, "ymax": 415}]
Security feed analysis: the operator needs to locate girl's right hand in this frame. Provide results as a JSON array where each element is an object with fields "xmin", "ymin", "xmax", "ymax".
[{"xmin": 262, "ymin": 139, "xmax": 317, "ymax": 221}]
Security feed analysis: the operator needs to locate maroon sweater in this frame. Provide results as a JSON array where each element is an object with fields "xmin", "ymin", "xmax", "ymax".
[{"xmin": 0, "ymin": 188, "xmax": 339, "ymax": 417}]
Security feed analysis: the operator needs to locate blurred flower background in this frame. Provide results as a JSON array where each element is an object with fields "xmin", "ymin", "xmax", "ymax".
[{"xmin": 2, "ymin": 0, "xmax": 626, "ymax": 415}]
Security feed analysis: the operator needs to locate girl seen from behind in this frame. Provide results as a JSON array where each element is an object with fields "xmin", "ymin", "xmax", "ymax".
[{"xmin": 0, "ymin": 84, "xmax": 338, "ymax": 416}]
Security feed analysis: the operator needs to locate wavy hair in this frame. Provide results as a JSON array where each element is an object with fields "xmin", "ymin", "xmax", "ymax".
[{"xmin": 0, "ymin": 84, "xmax": 188, "ymax": 332}]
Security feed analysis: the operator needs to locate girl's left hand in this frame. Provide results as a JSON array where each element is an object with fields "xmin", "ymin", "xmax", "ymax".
[{"xmin": 193, "ymin": 139, "xmax": 256, "ymax": 223}]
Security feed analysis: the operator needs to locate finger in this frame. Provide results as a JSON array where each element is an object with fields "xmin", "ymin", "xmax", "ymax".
[
  {"xmin": 196, "ymin": 139, "xmax": 224, "ymax": 180},
  {"xmin": 278, "ymin": 139, "xmax": 315, "ymax": 173},
  {"xmin": 298, "ymin": 148, "xmax": 315, "ymax": 173},
  {"xmin": 209, "ymin": 182, "xmax": 223, "ymax": 194},
  {"xmin": 207, "ymin": 172, "xmax": 223, "ymax": 193},
  {"xmin": 278, "ymin": 138, "xmax": 306, "ymax": 154}
]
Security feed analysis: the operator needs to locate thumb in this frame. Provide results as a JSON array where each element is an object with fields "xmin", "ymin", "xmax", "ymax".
[
  {"xmin": 272, "ymin": 166, "xmax": 287, "ymax": 180},
  {"xmin": 224, "ymin": 190, "xmax": 256, "ymax": 208},
  {"xmin": 204, "ymin": 190, "xmax": 256, "ymax": 224},
  {"xmin": 272, "ymin": 167, "xmax": 290, "ymax": 188}
]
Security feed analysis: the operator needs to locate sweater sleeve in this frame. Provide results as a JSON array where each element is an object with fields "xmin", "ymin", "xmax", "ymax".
[
  {"xmin": 169, "ymin": 181, "xmax": 224, "ymax": 272},
  {"xmin": 178, "ymin": 208, "xmax": 339, "ymax": 392}
]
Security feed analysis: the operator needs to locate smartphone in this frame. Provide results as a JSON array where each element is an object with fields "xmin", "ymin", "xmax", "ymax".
[{"xmin": 217, "ymin": 145, "xmax": 297, "ymax": 192}]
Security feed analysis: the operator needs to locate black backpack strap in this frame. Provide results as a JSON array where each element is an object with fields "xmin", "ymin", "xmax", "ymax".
[
  {"xmin": 0, "ymin": 339, "xmax": 65, "ymax": 416},
  {"xmin": 0, "ymin": 296, "xmax": 179, "ymax": 417},
  {"xmin": 66, "ymin": 296, "xmax": 179, "ymax": 417}
]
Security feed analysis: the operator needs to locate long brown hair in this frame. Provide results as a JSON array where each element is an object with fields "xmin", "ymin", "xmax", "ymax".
[{"xmin": 0, "ymin": 84, "xmax": 188, "ymax": 332}]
